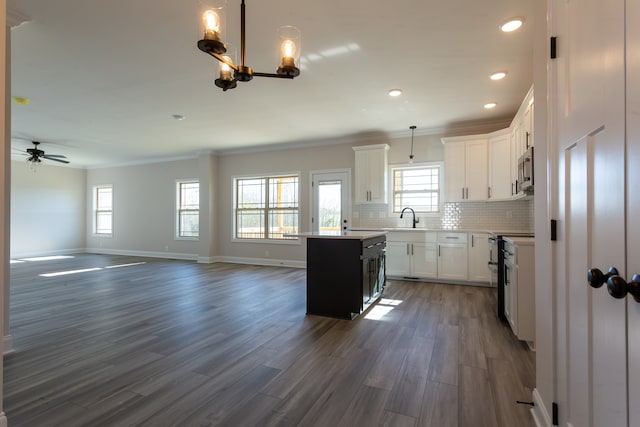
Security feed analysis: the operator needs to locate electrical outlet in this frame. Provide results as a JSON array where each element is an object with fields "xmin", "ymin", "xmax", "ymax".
[
  {"xmin": 506, "ymin": 210, "xmax": 513, "ymax": 218},
  {"xmin": 265, "ymin": 250, "xmax": 270, "ymax": 257},
  {"xmin": 164, "ymin": 245, "xmax": 169, "ymax": 251}
]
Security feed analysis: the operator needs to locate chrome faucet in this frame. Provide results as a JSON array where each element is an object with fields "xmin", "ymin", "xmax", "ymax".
[{"xmin": 400, "ymin": 207, "xmax": 419, "ymax": 228}]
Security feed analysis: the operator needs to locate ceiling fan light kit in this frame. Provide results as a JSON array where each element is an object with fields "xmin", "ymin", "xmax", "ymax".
[
  {"xmin": 197, "ymin": 0, "xmax": 301, "ymax": 91},
  {"xmin": 24, "ymin": 141, "xmax": 69, "ymax": 168}
]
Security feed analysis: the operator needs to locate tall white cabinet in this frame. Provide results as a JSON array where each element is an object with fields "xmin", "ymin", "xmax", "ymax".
[
  {"xmin": 353, "ymin": 144, "xmax": 389, "ymax": 204},
  {"xmin": 441, "ymin": 137, "xmax": 488, "ymax": 201}
]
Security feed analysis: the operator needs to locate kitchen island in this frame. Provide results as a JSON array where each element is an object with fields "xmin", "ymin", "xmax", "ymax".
[{"xmin": 289, "ymin": 231, "xmax": 387, "ymax": 319}]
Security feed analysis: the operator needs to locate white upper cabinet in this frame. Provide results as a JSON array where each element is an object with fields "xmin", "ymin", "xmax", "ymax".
[
  {"xmin": 353, "ymin": 144, "xmax": 389, "ymax": 204},
  {"xmin": 488, "ymin": 129, "xmax": 513, "ymax": 200},
  {"xmin": 442, "ymin": 136, "xmax": 488, "ymax": 202}
]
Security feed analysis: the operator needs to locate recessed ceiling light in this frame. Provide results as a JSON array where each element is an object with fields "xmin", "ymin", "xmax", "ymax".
[
  {"xmin": 171, "ymin": 114, "xmax": 185, "ymax": 121},
  {"xmin": 484, "ymin": 102, "xmax": 498, "ymax": 109},
  {"xmin": 500, "ymin": 18, "xmax": 524, "ymax": 32},
  {"xmin": 490, "ymin": 71, "xmax": 507, "ymax": 80},
  {"xmin": 388, "ymin": 89, "xmax": 403, "ymax": 97}
]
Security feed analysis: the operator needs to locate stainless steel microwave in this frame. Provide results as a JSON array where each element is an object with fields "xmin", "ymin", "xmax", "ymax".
[{"xmin": 518, "ymin": 146, "xmax": 534, "ymax": 192}]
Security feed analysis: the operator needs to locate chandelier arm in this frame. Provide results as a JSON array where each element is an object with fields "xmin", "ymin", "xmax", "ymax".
[
  {"xmin": 208, "ymin": 51, "xmax": 239, "ymax": 71},
  {"xmin": 252, "ymin": 72, "xmax": 294, "ymax": 79}
]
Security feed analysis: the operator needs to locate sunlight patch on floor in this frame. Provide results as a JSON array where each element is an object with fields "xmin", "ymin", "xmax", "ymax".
[{"xmin": 364, "ymin": 298, "xmax": 404, "ymax": 320}]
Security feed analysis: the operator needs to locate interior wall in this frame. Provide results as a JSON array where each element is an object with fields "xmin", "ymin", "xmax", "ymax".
[
  {"xmin": 217, "ymin": 141, "xmax": 358, "ymax": 263},
  {"xmin": 85, "ymin": 158, "xmax": 202, "ymax": 258},
  {"xmin": 10, "ymin": 161, "xmax": 86, "ymax": 258}
]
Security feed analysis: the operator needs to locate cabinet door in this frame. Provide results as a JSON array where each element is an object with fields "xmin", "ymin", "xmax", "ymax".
[
  {"xmin": 443, "ymin": 142, "xmax": 466, "ymax": 201},
  {"xmin": 366, "ymin": 148, "xmax": 387, "ymax": 203},
  {"xmin": 465, "ymin": 139, "xmax": 488, "ymax": 201},
  {"xmin": 468, "ymin": 233, "xmax": 490, "ymax": 282},
  {"xmin": 354, "ymin": 150, "xmax": 369, "ymax": 203},
  {"xmin": 504, "ymin": 263, "xmax": 515, "ymax": 331},
  {"xmin": 488, "ymin": 133, "xmax": 512, "ymax": 200},
  {"xmin": 412, "ymin": 242, "xmax": 438, "ymax": 278},
  {"xmin": 385, "ymin": 241, "xmax": 411, "ymax": 276},
  {"xmin": 353, "ymin": 146, "xmax": 388, "ymax": 204},
  {"xmin": 522, "ymin": 102, "xmax": 533, "ymax": 149},
  {"xmin": 437, "ymin": 243, "xmax": 468, "ymax": 281}
]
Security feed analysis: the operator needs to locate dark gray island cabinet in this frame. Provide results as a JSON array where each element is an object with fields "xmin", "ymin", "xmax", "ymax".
[{"xmin": 292, "ymin": 231, "xmax": 387, "ymax": 319}]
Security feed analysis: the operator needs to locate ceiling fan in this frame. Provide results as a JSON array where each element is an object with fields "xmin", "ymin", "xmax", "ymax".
[{"xmin": 24, "ymin": 141, "xmax": 69, "ymax": 164}]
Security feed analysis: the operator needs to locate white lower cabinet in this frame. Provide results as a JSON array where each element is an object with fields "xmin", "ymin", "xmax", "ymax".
[
  {"xmin": 468, "ymin": 233, "xmax": 490, "ymax": 282},
  {"xmin": 386, "ymin": 230, "xmax": 491, "ymax": 284},
  {"xmin": 437, "ymin": 232, "xmax": 468, "ymax": 281},
  {"xmin": 386, "ymin": 232, "xmax": 437, "ymax": 278}
]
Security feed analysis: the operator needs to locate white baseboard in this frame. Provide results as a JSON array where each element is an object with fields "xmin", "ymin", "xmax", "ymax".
[
  {"xmin": 3, "ymin": 334, "xmax": 14, "ymax": 355},
  {"xmin": 0, "ymin": 412, "xmax": 7, "ymax": 427},
  {"xmin": 85, "ymin": 248, "xmax": 198, "ymax": 261},
  {"xmin": 216, "ymin": 256, "xmax": 306, "ymax": 269},
  {"xmin": 10, "ymin": 247, "xmax": 85, "ymax": 260},
  {"xmin": 197, "ymin": 256, "xmax": 223, "ymax": 264},
  {"xmin": 531, "ymin": 388, "xmax": 552, "ymax": 427}
]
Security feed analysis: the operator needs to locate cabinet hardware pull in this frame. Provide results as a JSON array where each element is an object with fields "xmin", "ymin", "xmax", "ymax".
[
  {"xmin": 445, "ymin": 236, "xmax": 458, "ymax": 239},
  {"xmin": 438, "ymin": 245, "xmax": 441, "ymax": 257},
  {"xmin": 406, "ymin": 244, "xmax": 410, "ymax": 255},
  {"xmin": 411, "ymin": 244, "xmax": 414, "ymax": 256},
  {"xmin": 461, "ymin": 188, "xmax": 465, "ymax": 199},
  {"xmin": 472, "ymin": 235, "xmax": 475, "ymax": 247}
]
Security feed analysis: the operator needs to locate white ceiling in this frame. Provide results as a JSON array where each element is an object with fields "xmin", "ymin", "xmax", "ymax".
[{"xmin": 8, "ymin": 0, "xmax": 534, "ymax": 168}]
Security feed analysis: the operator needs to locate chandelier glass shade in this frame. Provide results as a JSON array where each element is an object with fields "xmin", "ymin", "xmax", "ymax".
[{"xmin": 197, "ymin": 0, "xmax": 301, "ymax": 91}]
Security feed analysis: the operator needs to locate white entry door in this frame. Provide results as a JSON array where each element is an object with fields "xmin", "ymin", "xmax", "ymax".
[
  {"xmin": 310, "ymin": 171, "xmax": 350, "ymax": 233},
  {"xmin": 553, "ymin": 0, "xmax": 636, "ymax": 425}
]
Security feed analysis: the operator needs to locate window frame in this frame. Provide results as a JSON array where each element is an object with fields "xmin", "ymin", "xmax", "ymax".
[
  {"xmin": 389, "ymin": 162, "xmax": 444, "ymax": 215},
  {"xmin": 176, "ymin": 180, "xmax": 200, "ymax": 240},
  {"xmin": 232, "ymin": 173, "xmax": 301, "ymax": 243},
  {"xmin": 93, "ymin": 185, "xmax": 113, "ymax": 236}
]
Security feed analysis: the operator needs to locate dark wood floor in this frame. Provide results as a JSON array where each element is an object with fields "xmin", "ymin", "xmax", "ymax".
[{"xmin": 4, "ymin": 254, "xmax": 535, "ymax": 426}]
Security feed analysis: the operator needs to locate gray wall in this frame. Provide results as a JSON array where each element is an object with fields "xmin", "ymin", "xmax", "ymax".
[
  {"xmin": 85, "ymin": 157, "xmax": 202, "ymax": 258},
  {"xmin": 10, "ymin": 161, "xmax": 86, "ymax": 257}
]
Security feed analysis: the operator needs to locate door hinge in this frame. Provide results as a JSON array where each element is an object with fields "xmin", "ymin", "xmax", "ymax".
[
  {"xmin": 550, "ymin": 219, "xmax": 557, "ymax": 241},
  {"xmin": 550, "ymin": 36, "xmax": 557, "ymax": 59},
  {"xmin": 552, "ymin": 402, "xmax": 559, "ymax": 425}
]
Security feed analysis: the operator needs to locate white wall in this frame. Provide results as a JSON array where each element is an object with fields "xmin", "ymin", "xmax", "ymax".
[
  {"xmin": 85, "ymin": 158, "xmax": 203, "ymax": 259},
  {"xmin": 10, "ymin": 161, "xmax": 86, "ymax": 258}
]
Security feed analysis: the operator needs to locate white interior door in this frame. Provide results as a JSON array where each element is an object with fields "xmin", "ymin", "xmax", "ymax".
[
  {"xmin": 627, "ymin": 0, "xmax": 640, "ymax": 424},
  {"xmin": 554, "ymin": 0, "xmax": 628, "ymax": 425},
  {"xmin": 311, "ymin": 171, "xmax": 350, "ymax": 233}
]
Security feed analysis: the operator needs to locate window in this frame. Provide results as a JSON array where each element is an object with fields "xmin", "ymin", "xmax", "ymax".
[
  {"xmin": 234, "ymin": 174, "xmax": 299, "ymax": 240},
  {"xmin": 391, "ymin": 164, "xmax": 441, "ymax": 213},
  {"xmin": 177, "ymin": 181, "xmax": 199, "ymax": 238},
  {"xmin": 94, "ymin": 185, "xmax": 113, "ymax": 235}
]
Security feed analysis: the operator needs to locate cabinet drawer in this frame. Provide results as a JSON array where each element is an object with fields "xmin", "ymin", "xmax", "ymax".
[{"xmin": 437, "ymin": 232, "xmax": 468, "ymax": 243}]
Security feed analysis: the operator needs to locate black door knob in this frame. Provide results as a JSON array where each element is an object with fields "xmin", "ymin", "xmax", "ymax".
[
  {"xmin": 606, "ymin": 276, "xmax": 628, "ymax": 299},
  {"xmin": 587, "ymin": 267, "xmax": 619, "ymax": 288},
  {"xmin": 607, "ymin": 274, "xmax": 640, "ymax": 303}
]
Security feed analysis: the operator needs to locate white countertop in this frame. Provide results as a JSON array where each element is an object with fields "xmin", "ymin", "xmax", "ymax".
[{"xmin": 285, "ymin": 230, "xmax": 387, "ymax": 240}]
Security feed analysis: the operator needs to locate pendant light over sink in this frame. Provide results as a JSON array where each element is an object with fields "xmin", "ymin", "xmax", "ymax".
[
  {"xmin": 197, "ymin": 0, "xmax": 301, "ymax": 91},
  {"xmin": 408, "ymin": 125, "xmax": 417, "ymax": 163}
]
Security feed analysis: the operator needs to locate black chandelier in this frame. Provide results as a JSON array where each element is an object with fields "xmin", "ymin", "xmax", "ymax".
[{"xmin": 197, "ymin": 0, "xmax": 301, "ymax": 91}]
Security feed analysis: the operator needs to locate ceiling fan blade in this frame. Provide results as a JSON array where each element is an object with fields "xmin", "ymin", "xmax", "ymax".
[
  {"xmin": 43, "ymin": 154, "xmax": 67, "ymax": 158},
  {"xmin": 42, "ymin": 155, "xmax": 70, "ymax": 164}
]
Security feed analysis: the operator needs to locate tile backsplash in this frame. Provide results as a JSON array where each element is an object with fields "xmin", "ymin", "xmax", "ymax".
[{"xmin": 353, "ymin": 199, "xmax": 533, "ymax": 232}]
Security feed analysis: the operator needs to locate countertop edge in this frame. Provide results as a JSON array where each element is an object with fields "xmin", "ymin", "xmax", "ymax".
[{"xmin": 285, "ymin": 231, "xmax": 387, "ymax": 240}]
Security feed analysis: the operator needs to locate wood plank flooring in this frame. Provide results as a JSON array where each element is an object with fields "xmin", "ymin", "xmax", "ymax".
[{"xmin": 5, "ymin": 254, "xmax": 535, "ymax": 426}]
